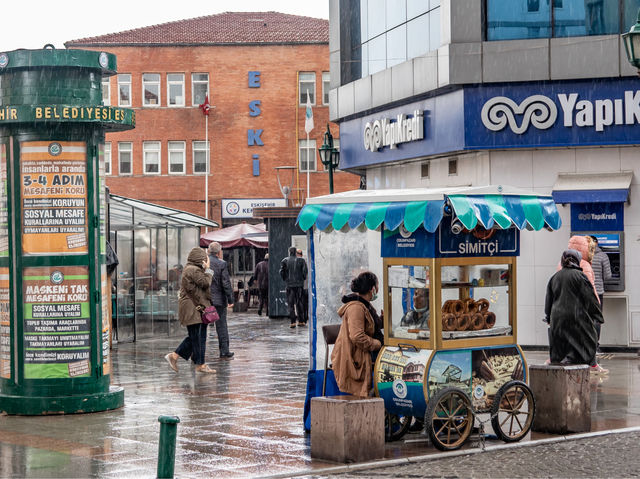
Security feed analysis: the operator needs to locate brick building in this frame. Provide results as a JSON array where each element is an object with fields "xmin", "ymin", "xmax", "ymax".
[{"xmin": 65, "ymin": 12, "xmax": 359, "ymax": 227}]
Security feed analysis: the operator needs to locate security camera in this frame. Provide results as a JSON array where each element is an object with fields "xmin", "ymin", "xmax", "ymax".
[{"xmin": 451, "ymin": 220, "xmax": 464, "ymax": 235}]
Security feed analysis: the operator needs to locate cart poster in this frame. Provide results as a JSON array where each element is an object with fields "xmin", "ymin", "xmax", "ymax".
[
  {"xmin": 101, "ymin": 266, "xmax": 110, "ymax": 374},
  {"xmin": 376, "ymin": 346, "xmax": 432, "ymax": 418},
  {"xmin": 21, "ymin": 141, "xmax": 88, "ymax": 255},
  {"xmin": 23, "ymin": 266, "xmax": 91, "ymax": 379},
  {"xmin": 427, "ymin": 350, "xmax": 472, "ymax": 400},
  {"xmin": 471, "ymin": 346, "xmax": 524, "ymax": 411},
  {"xmin": 0, "ymin": 267, "xmax": 9, "ymax": 379}
]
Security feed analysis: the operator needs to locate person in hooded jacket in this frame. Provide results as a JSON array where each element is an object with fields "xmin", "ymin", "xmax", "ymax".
[
  {"xmin": 331, "ymin": 271, "xmax": 382, "ymax": 397},
  {"xmin": 559, "ymin": 235, "xmax": 599, "ymax": 302},
  {"xmin": 165, "ymin": 247, "xmax": 216, "ymax": 374},
  {"xmin": 545, "ymin": 249, "xmax": 603, "ymax": 371}
]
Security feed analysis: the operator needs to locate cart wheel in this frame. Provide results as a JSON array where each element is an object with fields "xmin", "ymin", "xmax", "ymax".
[
  {"xmin": 384, "ymin": 412, "xmax": 411, "ymax": 442},
  {"xmin": 424, "ymin": 387, "xmax": 473, "ymax": 451},
  {"xmin": 490, "ymin": 380, "xmax": 535, "ymax": 443}
]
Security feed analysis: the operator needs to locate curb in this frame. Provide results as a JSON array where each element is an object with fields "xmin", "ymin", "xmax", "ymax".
[{"xmin": 260, "ymin": 426, "xmax": 640, "ymax": 479}]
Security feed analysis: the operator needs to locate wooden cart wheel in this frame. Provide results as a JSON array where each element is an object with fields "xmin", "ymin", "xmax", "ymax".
[
  {"xmin": 424, "ymin": 387, "xmax": 474, "ymax": 451},
  {"xmin": 385, "ymin": 411, "xmax": 411, "ymax": 442},
  {"xmin": 490, "ymin": 380, "xmax": 535, "ymax": 443}
]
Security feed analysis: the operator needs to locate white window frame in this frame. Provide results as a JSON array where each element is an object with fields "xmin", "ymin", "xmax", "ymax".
[
  {"xmin": 118, "ymin": 74, "xmax": 131, "ymax": 107},
  {"xmin": 191, "ymin": 73, "xmax": 209, "ymax": 106},
  {"xmin": 104, "ymin": 142, "xmax": 112, "ymax": 175},
  {"xmin": 167, "ymin": 73, "xmax": 185, "ymax": 107},
  {"xmin": 322, "ymin": 72, "xmax": 330, "ymax": 106},
  {"xmin": 143, "ymin": 141, "xmax": 161, "ymax": 175},
  {"xmin": 298, "ymin": 139, "xmax": 317, "ymax": 172},
  {"xmin": 192, "ymin": 140, "xmax": 209, "ymax": 175},
  {"xmin": 118, "ymin": 142, "xmax": 133, "ymax": 176},
  {"xmin": 142, "ymin": 73, "xmax": 161, "ymax": 107},
  {"xmin": 101, "ymin": 78, "xmax": 111, "ymax": 106},
  {"xmin": 299, "ymin": 72, "xmax": 316, "ymax": 105},
  {"xmin": 168, "ymin": 141, "xmax": 186, "ymax": 175}
]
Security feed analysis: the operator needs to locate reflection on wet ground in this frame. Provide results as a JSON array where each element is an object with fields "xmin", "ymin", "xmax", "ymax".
[{"xmin": 0, "ymin": 312, "xmax": 639, "ymax": 478}]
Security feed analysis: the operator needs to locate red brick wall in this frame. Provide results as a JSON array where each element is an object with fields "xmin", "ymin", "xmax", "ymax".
[{"xmin": 90, "ymin": 43, "xmax": 359, "ymax": 225}]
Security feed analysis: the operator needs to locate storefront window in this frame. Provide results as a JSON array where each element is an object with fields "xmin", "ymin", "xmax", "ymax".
[{"xmin": 387, "ymin": 264, "xmax": 431, "ymax": 341}]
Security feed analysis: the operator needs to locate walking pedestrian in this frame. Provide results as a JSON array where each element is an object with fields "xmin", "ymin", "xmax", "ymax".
[
  {"xmin": 165, "ymin": 247, "xmax": 216, "ymax": 374},
  {"xmin": 280, "ymin": 246, "xmax": 307, "ymax": 328},
  {"xmin": 331, "ymin": 271, "xmax": 382, "ymax": 397},
  {"xmin": 589, "ymin": 235, "xmax": 612, "ymax": 352},
  {"xmin": 297, "ymin": 249, "xmax": 309, "ymax": 324},
  {"xmin": 208, "ymin": 242, "xmax": 235, "ymax": 360},
  {"xmin": 545, "ymin": 249, "xmax": 605, "ymax": 373},
  {"xmin": 254, "ymin": 253, "xmax": 269, "ymax": 316}
]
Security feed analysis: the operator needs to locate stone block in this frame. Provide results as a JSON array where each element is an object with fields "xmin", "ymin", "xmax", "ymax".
[
  {"xmin": 529, "ymin": 364, "xmax": 591, "ymax": 434},
  {"xmin": 310, "ymin": 395, "xmax": 384, "ymax": 463}
]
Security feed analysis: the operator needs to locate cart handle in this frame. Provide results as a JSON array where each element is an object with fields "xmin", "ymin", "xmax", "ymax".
[{"xmin": 397, "ymin": 343, "xmax": 419, "ymax": 352}]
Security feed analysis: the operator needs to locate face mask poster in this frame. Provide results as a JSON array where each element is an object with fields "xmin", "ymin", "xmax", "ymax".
[{"xmin": 20, "ymin": 141, "xmax": 88, "ymax": 255}]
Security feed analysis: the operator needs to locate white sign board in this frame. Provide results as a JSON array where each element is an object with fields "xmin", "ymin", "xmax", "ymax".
[{"xmin": 222, "ymin": 198, "xmax": 286, "ymax": 219}]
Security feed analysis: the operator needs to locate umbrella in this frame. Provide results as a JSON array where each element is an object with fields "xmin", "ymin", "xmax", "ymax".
[{"xmin": 200, "ymin": 222, "xmax": 268, "ymax": 248}]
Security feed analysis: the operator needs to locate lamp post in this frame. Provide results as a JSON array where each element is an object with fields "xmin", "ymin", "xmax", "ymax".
[
  {"xmin": 623, "ymin": 8, "xmax": 640, "ymax": 69},
  {"xmin": 318, "ymin": 124, "xmax": 340, "ymax": 194}
]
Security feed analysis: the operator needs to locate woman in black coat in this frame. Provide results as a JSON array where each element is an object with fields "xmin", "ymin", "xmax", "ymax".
[{"xmin": 544, "ymin": 249, "xmax": 602, "ymax": 368}]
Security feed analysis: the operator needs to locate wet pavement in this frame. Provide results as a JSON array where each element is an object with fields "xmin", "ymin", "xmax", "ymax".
[{"xmin": 0, "ymin": 310, "xmax": 639, "ymax": 478}]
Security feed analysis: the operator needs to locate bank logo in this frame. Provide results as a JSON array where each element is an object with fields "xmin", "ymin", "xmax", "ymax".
[
  {"xmin": 392, "ymin": 378, "xmax": 408, "ymax": 399},
  {"xmin": 48, "ymin": 142, "xmax": 62, "ymax": 156},
  {"xmin": 225, "ymin": 201, "xmax": 239, "ymax": 216},
  {"xmin": 98, "ymin": 52, "xmax": 109, "ymax": 68},
  {"xmin": 481, "ymin": 95, "xmax": 557, "ymax": 134},
  {"xmin": 0, "ymin": 53, "xmax": 8, "ymax": 69},
  {"xmin": 50, "ymin": 271, "xmax": 64, "ymax": 284}
]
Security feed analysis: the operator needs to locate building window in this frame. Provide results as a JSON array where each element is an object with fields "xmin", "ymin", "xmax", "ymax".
[
  {"xmin": 142, "ymin": 73, "xmax": 161, "ymax": 106},
  {"xmin": 143, "ymin": 141, "xmax": 161, "ymax": 175},
  {"xmin": 448, "ymin": 158, "xmax": 458, "ymax": 176},
  {"xmin": 118, "ymin": 142, "xmax": 132, "ymax": 175},
  {"xmin": 299, "ymin": 139, "xmax": 317, "ymax": 172},
  {"xmin": 101, "ymin": 78, "xmax": 110, "ymax": 106},
  {"xmin": 322, "ymin": 72, "xmax": 330, "ymax": 105},
  {"xmin": 299, "ymin": 72, "xmax": 315, "ymax": 105},
  {"xmin": 421, "ymin": 161, "xmax": 430, "ymax": 179},
  {"xmin": 118, "ymin": 74, "xmax": 131, "ymax": 107},
  {"xmin": 104, "ymin": 142, "xmax": 112, "ymax": 175},
  {"xmin": 193, "ymin": 141, "xmax": 209, "ymax": 174},
  {"xmin": 167, "ymin": 73, "xmax": 184, "ymax": 107},
  {"xmin": 192, "ymin": 73, "xmax": 209, "ymax": 106},
  {"xmin": 168, "ymin": 141, "xmax": 185, "ymax": 174}
]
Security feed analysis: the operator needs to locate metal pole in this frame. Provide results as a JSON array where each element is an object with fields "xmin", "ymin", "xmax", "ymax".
[
  {"xmin": 204, "ymin": 114, "xmax": 209, "ymax": 231},
  {"xmin": 157, "ymin": 415, "xmax": 180, "ymax": 479},
  {"xmin": 306, "ymin": 131, "xmax": 310, "ymax": 199},
  {"xmin": 328, "ymin": 163, "xmax": 334, "ymax": 194}
]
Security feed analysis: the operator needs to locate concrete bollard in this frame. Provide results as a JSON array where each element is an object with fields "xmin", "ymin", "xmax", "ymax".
[{"xmin": 157, "ymin": 415, "xmax": 180, "ymax": 478}]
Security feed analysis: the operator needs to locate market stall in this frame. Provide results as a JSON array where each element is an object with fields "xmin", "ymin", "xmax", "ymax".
[{"xmin": 298, "ymin": 185, "xmax": 562, "ymax": 449}]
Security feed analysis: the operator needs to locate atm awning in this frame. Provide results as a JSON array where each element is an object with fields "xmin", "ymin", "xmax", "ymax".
[
  {"xmin": 552, "ymin": 172, "xmax": 632, "ymax": 203},
  {"xmin": 297, "ymin": 186, "xmax": 561, "ymax": 233}
]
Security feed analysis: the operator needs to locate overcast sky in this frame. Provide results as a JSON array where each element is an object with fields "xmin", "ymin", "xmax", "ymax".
[{"xmin": 2, "ymin": 0, "xmax": 329, "ymax": 51}]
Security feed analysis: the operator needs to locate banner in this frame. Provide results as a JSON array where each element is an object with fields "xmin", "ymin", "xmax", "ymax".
[
  {"xmin": 101, "ymin": 266, "xmax": 110, "ymax": 375},
  {"xmin": 0, "ymin": 267, "xmax": 9, "ymax": 379},
  {"xmin": 21, "ymin": 141, "xmax": 88, "ymax": 255},
  {"xmin": 23, "ymin": 266, "xmax": 91, "ymax": 379}
]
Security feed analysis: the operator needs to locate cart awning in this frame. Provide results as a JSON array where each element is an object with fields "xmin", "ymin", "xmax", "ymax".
[{"xmin": 297, "ymin": 186, "xmax": 561, "ymax": 232}]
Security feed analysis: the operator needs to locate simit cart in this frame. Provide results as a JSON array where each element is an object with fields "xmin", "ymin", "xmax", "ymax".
[{"xmin": 299, "ymin": 185, "xmax": 561, "ymax": 450}]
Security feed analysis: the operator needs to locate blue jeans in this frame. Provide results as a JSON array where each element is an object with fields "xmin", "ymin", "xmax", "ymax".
[{"xmin": 175, "ymin": 323, "xmax": 208, "ymax": 365}]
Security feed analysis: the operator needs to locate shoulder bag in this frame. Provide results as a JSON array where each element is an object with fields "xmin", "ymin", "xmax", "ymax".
[{"xmin": 181, "ymin": 285, "xmax": 220, "ymax": 324}]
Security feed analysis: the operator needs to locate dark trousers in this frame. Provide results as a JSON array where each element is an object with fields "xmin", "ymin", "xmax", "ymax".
[
  {"xmin": 175, "ymin": 323, "xmax": 208, "ymax": 365},
  {"xmin": 286, "ymin": 286, "xmax": 304, "ymax": 324},
  {"xmin": 301, "ymin": 288, "xmax": 309, "ymax": 323},
  {"xmin": 596, "ymin": 293, "xmax": 605, "ymax": 346},
  {"xmin": 258, "ymin": 288, "xmax": 268, "ymax": 315},
  {"xmin": 210, "ymin": 305, "xmax": 230, "ymax": 356}
]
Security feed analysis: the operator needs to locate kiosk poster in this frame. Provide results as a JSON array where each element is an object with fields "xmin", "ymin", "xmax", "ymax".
[
  {"xmin": 470, "ymin": 346, "xmax": 524, "ymax": 411},
  {"xmin": 0, "ymin": 143, "xmax": 8, "ymax": 256},
  {"xmin": 376, "ymin": 347, "xmax": 432, "ymax": 418},
  {"xmin": 98, "ymin": 144, "xmax": 106, "ymax": 256},
  {"xmin": 427, "ymin": 350, "xmax": 472, "ymax": 399},
  {"xmin": 0, "ymin": 267, "xmax": 9, "ymax": 379},
  {"xmin": 101, "ymin": 266, "xmax": 110, "ymax": 374},
  {"xmin": 21, "ymin": 141, "xmax": 88, "ymax": 255},
  {"xmin": 23, "ymin": 266, "xmax": 91, "ymax": 379}
]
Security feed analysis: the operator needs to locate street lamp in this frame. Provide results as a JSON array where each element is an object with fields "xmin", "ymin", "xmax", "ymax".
[
  {"xmin": 623, "ymin": 8, "xmax": 640, "ymax": 69},
  {"xmin": 318, "ymin": 123, "xmax": 340, "ymax": 194}
]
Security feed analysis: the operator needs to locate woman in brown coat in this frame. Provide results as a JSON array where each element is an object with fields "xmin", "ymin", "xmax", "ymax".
[
  {"xmin": 331, "ymin": 271, "xmax": 382, "ymax": 397},
  {"xmin": 165, "ymin": 247, "xmax": 216, "ymax": 373}
]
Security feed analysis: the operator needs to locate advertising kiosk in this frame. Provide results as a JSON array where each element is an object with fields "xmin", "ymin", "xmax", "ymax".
[
  {"xmin": 0, "ymin": 47, "xmax": 135, "ymax": 414},
  {"xmin": 299, "ymin": 186, "xmax": 561, "ymax": 450}
]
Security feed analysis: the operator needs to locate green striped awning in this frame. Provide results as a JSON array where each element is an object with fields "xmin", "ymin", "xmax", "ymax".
[{"xmin": 297, "ymin": 190, "xmax": 561, "ymax": 233}]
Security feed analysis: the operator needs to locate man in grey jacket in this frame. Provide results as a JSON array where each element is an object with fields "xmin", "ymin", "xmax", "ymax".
[
  {"xmin": 590, "ymin": 236, "xmax": 612, "ymax": 351},
  {"xmin": 208, "ymin": 242, "xmax": 235, "ymax": 359},
  {"xmin": 280, "ymin": 246, "xmax": 308, "ymax": 328}
]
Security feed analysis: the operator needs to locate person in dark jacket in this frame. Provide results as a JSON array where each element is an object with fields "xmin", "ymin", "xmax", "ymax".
[
  {"xmin": 208, "ymin": 242, "xmax": 235, "ymax": 359},
  {"xmin": 545, "ymin": 249, "xmax": 604, "ymax": 372},
  {"xmin": 165, "ymin": 247, "xmax": 216, "ymax": 374},
  {"xmin": 254, "ymin": 253, "xmax": 269, "ymax": 316},
  {"xmin": 280, "ymin": 246, "xmax": 308, "ymax": 328}
]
